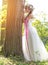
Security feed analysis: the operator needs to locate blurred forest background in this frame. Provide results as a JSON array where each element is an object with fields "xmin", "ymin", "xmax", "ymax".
[
  {"xmin": 0, "ymin": 0, "xmax": 48, "ymax": 65},
  {"xmin": 0, "ymin": 0, "xmax": 48, "ymax": 51}
]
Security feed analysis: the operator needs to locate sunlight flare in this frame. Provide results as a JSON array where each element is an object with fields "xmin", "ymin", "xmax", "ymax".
[{"xmin": 0, "ymin": 0, "xmax": 2, "ymax": 9}]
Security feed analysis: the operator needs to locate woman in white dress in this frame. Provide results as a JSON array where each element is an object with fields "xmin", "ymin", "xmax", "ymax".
[{"xmin": 22, "ymin": 4, "xmax": 48, "ymax": 62}]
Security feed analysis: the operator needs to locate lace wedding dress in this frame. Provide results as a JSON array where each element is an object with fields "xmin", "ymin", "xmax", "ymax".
[{"xmin": 22, "ymin": 19, "xmax": 48, "ymax": 62}]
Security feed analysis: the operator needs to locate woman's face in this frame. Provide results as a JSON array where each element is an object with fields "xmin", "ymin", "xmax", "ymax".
[
  {"xmin": 24, "ymin": 7, "xmax": 30, "ymax": 18},
  {"xmin": 25, "ymin": 7, "xmax": 30, "ymax": 13}
]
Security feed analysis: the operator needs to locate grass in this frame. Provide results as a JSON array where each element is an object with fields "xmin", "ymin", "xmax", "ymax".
[
  {"xmin": 0, "ymin": 46, "xmax": 48, "ymax": 65},
  {"xmin": 0, "ymin": 55, "xmax": 48, "ymax": 65}
]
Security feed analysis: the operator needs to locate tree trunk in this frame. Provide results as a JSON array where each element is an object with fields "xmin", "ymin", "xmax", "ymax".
[{"xmin": 3, "ymin": 0, "xmax": 24, "ymax": 56}]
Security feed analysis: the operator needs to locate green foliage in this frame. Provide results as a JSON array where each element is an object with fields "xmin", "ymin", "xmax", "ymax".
[
  {"xmin": 1, "ymin": 4, "xmax": 7, "ymax": 27},
  {"xmin": 0, "ymin": 4, "xmax": 7, "ymax": 24},
  {"xmin": 32, "ymin": 19, "xmax": 48, "ymax": 51},
  {"xmin": 0, "ymin": 4, "xmax": 7, "ymax": 45}
]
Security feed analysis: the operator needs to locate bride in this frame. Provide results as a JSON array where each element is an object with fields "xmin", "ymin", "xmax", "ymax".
[{"xmin": 22, "ymin": 4, "xmax": 48, "ymax": 62}]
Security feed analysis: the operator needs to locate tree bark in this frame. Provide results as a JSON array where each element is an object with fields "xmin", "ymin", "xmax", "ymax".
[{"xmin": 3, "ymin": 0, "xmax": 24, "ymax": 56}]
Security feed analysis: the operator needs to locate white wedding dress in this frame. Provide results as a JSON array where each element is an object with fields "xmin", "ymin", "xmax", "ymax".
[{"xmin": 22, "ymin": 19, "xmax": 48, "ymax": 62}]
